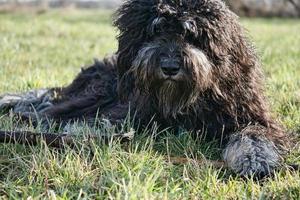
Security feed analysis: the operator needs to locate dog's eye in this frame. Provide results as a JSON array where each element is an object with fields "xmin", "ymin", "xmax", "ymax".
[
  {"xmin": 150, "ymin": 17, "xmax": 168, "ymax": 35},
  {"xmin": 182, "ymin": 19, "xmax": 198, "ymax": 37}
]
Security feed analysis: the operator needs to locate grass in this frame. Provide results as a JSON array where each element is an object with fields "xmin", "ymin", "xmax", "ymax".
[{"xmin": 0, "ymin": 9, "xmax": 300, "ymax": 199}]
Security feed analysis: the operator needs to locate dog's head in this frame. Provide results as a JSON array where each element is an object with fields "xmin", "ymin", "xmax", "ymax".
[{"xmin": 114, "ymin": 0, "xmax": 258, "ymax": 118}]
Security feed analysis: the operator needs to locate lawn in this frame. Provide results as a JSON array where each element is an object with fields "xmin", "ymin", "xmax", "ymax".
[{"xmin": 0, "ymin": 9, "xmax": 300, "ymax": 199}]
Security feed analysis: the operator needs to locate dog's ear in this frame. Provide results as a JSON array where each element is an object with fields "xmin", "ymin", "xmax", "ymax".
[
  {"xmin": 118, "ymin": 71, "xmax": 135, "ymax": 102},
  {"xmin": 113, "ymin": 0, "xmax": 156, "ymax": 79},
  {"xmin": 193, "ymin": 2, "xmax": 259, "ymax": 74}
]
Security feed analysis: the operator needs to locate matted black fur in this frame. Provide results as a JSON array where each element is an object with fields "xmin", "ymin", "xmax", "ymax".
[{"xmin": 0, "ymin": 0, "xmax": 289, "ymax": 178}]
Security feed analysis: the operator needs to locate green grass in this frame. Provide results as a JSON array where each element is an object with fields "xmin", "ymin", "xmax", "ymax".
[{"xmin": 0, "ymin": 10, "xmax": 300, "ymax": 199}]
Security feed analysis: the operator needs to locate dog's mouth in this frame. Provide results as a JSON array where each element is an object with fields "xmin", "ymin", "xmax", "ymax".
[
  {"xmin": 163, "ymin": 76, "xmax": 179, "ymax": 81},
  {"xmin": 165, "ymin": 78, "xmax": 176, "ymax": 82},
  {"xmin": 159, "ymin": 69, "xmax": 184, "ymax": 82}
]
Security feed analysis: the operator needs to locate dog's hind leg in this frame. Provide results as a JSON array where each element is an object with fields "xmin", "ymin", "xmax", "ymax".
[{"xmin": 0, "ymin": 88, "xmax": 59, "ymax": 115}]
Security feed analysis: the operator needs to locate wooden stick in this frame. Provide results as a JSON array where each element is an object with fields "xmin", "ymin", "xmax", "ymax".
[
  {"xmin": 0, "ymin": 130, "xmax": 225, "ymax": 168},
  {"xmin": 167, "ymin": 156, "xmax": 225, "ymax": 168},
  {"xmin": 0, "ymin": 130, "xmax": 134, "ymax": 148}
]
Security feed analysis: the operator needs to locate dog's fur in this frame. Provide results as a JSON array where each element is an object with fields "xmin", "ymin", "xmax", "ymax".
[{"xmin": 0, "ymin": 0, "xmax": 289, "ymax": 178}]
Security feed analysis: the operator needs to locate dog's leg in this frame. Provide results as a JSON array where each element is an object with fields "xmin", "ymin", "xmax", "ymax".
[
  {"xmin": 222, "ymin": 125, "xmax": 283, "ymax": 178},
  {"xmin": 0, "ymin": 89, "xmax": 55, "ymax": 115}
]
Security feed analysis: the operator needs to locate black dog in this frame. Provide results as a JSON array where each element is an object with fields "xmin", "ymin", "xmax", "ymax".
[{"xmin": 0, "ymin": 0, "xmax": 289, "ymax": 178}]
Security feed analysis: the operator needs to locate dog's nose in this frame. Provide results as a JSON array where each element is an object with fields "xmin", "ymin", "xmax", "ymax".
[{"xmin": 160, "ymin": 59, "xmax": 180, "ymax": 76}]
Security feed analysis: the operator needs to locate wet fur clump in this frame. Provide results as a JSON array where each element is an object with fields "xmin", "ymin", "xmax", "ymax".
[{"xmin": 0, "ymin": 0, "xmax": 289, "ymax": 178}]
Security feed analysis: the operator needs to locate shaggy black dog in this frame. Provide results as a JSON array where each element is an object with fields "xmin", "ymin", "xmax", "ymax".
[{"xmin": 0, "ymin": 0, "xmax": 289, "ymax": 178}]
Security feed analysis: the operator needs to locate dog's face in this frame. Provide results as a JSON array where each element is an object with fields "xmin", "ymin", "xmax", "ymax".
[
  {"xmin": 132, "ymin": 34, "xmax": 212, "ymax": 118},
  {"xmin": 115, "ymin": 0, "xmax": 257, "ymax": 118}
]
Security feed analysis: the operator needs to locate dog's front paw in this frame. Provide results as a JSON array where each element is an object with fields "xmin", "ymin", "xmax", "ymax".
[{"xmin": 223, "ymin": 133, "xmax": 282, "ymax": 179}]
